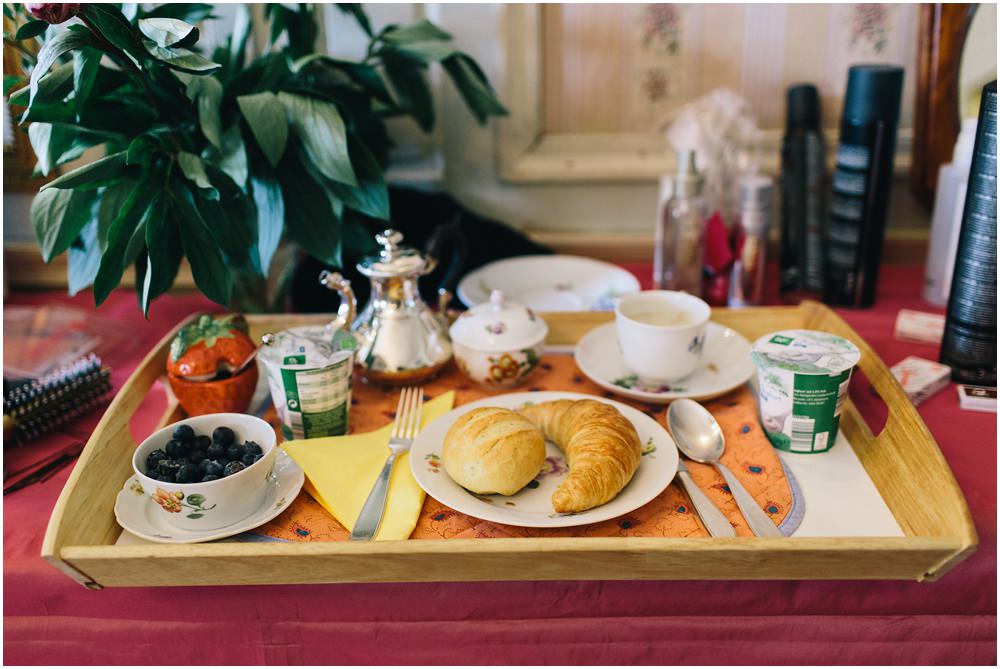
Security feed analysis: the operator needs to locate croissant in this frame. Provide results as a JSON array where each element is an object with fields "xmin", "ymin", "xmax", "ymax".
[{"xmin": 518, "ymin": 399, "xmax": 641, "ymax": 513}]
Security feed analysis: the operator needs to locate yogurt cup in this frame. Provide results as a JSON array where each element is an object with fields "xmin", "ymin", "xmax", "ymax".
[
  {"xmin": 259, "ymin": 326, "xmax": 357, "ymax": 440},
  {"xmin": 750, "ymin": 329, "xmax": 861, "ymax": 454}
]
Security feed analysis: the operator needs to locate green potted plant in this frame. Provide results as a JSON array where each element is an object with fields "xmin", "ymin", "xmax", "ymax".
[{"xmin": 4, "ymin": 2, "xmax": 505, "ymax": 313}]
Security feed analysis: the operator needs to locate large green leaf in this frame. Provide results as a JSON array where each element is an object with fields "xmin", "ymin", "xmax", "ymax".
[
  {"xmin": 138, "ymin": 17, "xmax": 198, "ymax": 48},
  {"xmin": 67, "ymin": 218, "xmax": 102, "ymax": 296},
  {"xmin": 186, "ymin": 76, "xmax": 223, "ymax": 148},
  {"xmin": 381, "ymin": 53, "xmax": 433, "ymax": 131},
  {"xmin": 72, "ymin": 47, "xmax": 103, "ymax": 111},
  {"xmin": 177, "ymin": 151, "xmax": 217, "ymax": 198},
  {"xmin": 381, "ymin": 20, "xmax": 452, "ymax": 44},
  {"xmin": 291, "ymin": 55, "xmax": 394, "ymax": 105},
  {"xmin": 215, "ymin": 124, "xmax": 248, "ymax": 188},
  {"xmin": 142, "ymin": 4, "xmax": 215, "ymax": 23},
  {"xmin": 9, "ymin": 62, "xmax": 72, "ymax": 108},
  {"xmin": 336, "ymin": 4, "xmax": 373, "ymax": 37},
  {"xmin": 442, "ymin": 54, "xmax": 508, "ymax": 123},
  {"xmin": 326, "ymin": 138, "xmax": 389, "ymax": 220},
  {"xmin": 41, "ymin": 151, "xmax": 128, "ymax": 191},
  {"xmin": 15, "ymin": 20, "xmax": 49, "ymax": 41},
  {"xmin": 143, "ymin": 40, "xmax": 221, "ymax": 73},
  {"xmin": 169, "ymin": 185, "xmax": 232, "ymax": 306},
  {"xmin": 78, "ymin": 5, "xmax": 144, "ymax": 68},
  {"xmin": 229, "ymin": 4, "xmax": 252, "ymax": 71},
  {"xmin": 278, "ymin": 155, "xmax": 342, "ymax": 266},
  {"xmin": 388, "ymin": 41, "xmax": 457, "ymax": 64},
  {"xmin": 27, "ymin": 122, "xmax": 114, "ymax": 176},
  {"xmin": 141, "ymin": 193, "xmax": 182, "ymax": 314},
  {"xmin": 249, "ymin": 172, "xmax": 284, "ymax": 275},
  {"xmin": 94, "ymin": 181, "xmax": 155, "ymax": 305},
  {"xmin": 236, "ymin": 92, "xmax": 287, "ymax": 168},
  {"xmin": 28, "ymin": 28, "xmax": 96, "ymax": 107},
  {"xmin": 197, "ymin": 166, "xmax": 254, "ymax": 268},
  {"xmin": 278, "ymin": 92, "xmax": 356, "ymax": 186},
  {"xmin": 31, "ymin": 188, "xmax": 99, "ymax": 262}
]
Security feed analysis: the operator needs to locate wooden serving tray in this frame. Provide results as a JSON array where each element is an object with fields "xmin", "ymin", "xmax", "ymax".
[{"xmin": 42, "ymin": 301, "xmax": 977, "ymax": 588}]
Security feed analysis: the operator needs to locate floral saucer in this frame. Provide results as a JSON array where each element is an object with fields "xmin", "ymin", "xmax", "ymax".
[
  {"xmin": 574, "ymin": 322, "xmax": 755, "ymax": 404},
  {"xmin": 114, "ymin": 450, "xmax": 304, "ymax": 544}
]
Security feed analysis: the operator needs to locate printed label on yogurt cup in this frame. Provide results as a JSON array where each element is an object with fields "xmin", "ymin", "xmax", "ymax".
[
  {"xmin": 751, "ymin": 329, "xmax": 860, "ymax": 453},
  {"xmin": 259, "ymin": 326, "xmax": 357, "ymax": 440}
]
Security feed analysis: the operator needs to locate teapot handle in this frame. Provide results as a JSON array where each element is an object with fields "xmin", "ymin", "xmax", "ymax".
[
  {"xmin": 318, "ymin": 270, "xmax": 357, "ymax": 331},
  {"xmin": 425, "ymin": 215, "xmax": 468, "ymax": 311}
]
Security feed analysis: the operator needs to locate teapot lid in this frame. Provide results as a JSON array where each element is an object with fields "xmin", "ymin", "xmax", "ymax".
[
  {"xmin": 449, "ymin": 290, "xmax": 548, "ymax": 351},
  {"xmin": 357, "ymin": 229, "xmax": 436, "ymax": 278}
]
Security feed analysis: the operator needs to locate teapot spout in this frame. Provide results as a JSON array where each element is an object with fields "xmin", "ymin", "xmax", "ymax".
[{"xmin": 318, "ymin": 270, "xmax": 357, "ymax": 332}]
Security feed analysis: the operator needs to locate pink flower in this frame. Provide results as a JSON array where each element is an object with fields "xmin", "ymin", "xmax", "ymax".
[{"xmin": 25, "ymin": 3, "xmax": 80, "ymax": 24}]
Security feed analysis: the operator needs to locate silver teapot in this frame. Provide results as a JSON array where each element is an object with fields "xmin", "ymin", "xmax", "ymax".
[{"xmin": 319, "ymin": 229, "xmax": 453, "ymax": 385}]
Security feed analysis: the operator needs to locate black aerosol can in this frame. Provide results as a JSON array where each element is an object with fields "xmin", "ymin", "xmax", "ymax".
[
  {"xmin": 940, "ymin": 81, "xmax": 997, "ymax": 386},
  {"xmin": 824, "ymin": 65, "xmax": 904, "ymax": 307},
  {"xmin": 780, "ymin": 84, "xmax": 826, "ymax": 296}
]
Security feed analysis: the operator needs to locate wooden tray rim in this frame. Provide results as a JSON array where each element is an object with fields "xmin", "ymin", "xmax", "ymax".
[{"xmin": 41, "ymin": 302, "xmax": 978, "ymax": 588}]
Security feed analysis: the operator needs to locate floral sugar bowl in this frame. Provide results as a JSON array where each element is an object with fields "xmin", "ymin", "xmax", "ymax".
[{"xmin": 450, "ymin": 290, "xmax": 548, "ymax": 388}]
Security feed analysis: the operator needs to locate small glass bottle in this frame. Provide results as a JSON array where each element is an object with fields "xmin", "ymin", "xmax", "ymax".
[
  {"xmin": 729, "ymin": 175, "xmax": 775, "ymax": 307},
  {"xmin": 654, "ymin": 150, "xmax": 707, "ymax": 294}
]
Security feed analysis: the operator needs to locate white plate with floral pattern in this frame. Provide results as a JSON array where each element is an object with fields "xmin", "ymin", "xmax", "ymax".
[
  {"xmin": 114, "ymin": 450, "xmax": 304, "ymax": 544},
  {"xmin": 409, "ymin": 391, "xmax": 678, "ymax": 528},
  {"xmin": 457, "ymin": 255, "xmax": 640, "ymax": 311},
  {"xmin": 574, "ymin": 322, "xmax": 755, "ymax": 404}
]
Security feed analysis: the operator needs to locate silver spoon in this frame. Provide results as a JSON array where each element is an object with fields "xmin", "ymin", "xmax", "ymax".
[
  {"xmin": 178, "ymin": 335, "xmax": 272, "ymax": 383},
  {"xmin": 667, "ymin": 398, "xmax": 783, "ymax": 538}
]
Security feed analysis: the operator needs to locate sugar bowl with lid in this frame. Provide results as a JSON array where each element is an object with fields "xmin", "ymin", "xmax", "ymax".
[{"xmin": 450, "ymin": 290, "xmax": 548, "ymax": 388}]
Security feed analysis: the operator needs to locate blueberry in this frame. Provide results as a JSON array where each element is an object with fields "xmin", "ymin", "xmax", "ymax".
[
  {"xmin": 196, "ymin": 435, "xmax": 211, "ymax": 450},
  {"xmin": 206, "ymin": 443, "xmax": 226, "ymax": 460},
  {"xmin": 159, "ymin": 472, "xmax": 176, "ymax": 483},
  {"xmin": 176, "ymin": 464, "xmax": 201, "ymax": 484},
  {"xmin": 252, "ymin": 453, "xmax": 263, "ymax": 464},
  {"xmin": 243, "ymin": 441, "xmax": 262, "ymax": 456},
  {"xmin": 225, "ymin": 444, "xmax": 244, "ymax": 461},
  {"xmin": 189, "ymin": 449, "xmax": 206, "ymax": 465},
  {"xmin": 165, "ymin": 439, "xmax": 184, "ymax": 458},
  {"xmin": 173, "ymin": 424, "xmax": 196, "ymax": 443},
  {"xmin": 223, "ymin": 461, "xmax": 246, "ymax": 477},
  {"xmin": 200, "ymin": 474, "xmax": 220, "ymax": 483},
  {"xmin": 146, "ymin": 449, "xmax": 168, "ymax": 472},
  {"xmin": 157, "ymin": 459, "xmax": 181, "ymax": 476},
  {"xmin": 175, "ymin": 456, "xmax": 191, "ymax": 466},
  {"xmin": 241, "ymin": 453, "xmax": 257, "ymax": 466},
  {"xmin": 197, "ymin": 458, "xmax": 211, "ymax": 473},
  {"xmin": 204, "ymin": 460, "xmax": 225, "ymax": 477},
  {"xmin": 213, "ymin": 426, "xmax": 236, "ymax": 447},
  {"xmin": 146, "ymin": 471, "xmax": 163, "ymax": 481}
]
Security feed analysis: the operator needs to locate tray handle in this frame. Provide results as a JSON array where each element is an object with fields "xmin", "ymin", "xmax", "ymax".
[{"xmin": 800, "ymin": 300, "xmax": 977, "ymax": 570}]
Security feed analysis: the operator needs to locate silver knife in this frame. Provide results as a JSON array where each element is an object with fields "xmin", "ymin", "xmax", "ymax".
[{"xmin": 676, "ymin": 458, "xmax": 736, "ymax": 537}]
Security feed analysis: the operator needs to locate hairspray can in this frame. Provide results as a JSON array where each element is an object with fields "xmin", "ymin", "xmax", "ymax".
[
  {"xmin": 940, "ymin": 81, "xmax": 997, "ymax": 386},
  {"xmin": 824, "ymin": 65, "xmax": 904, "ymax": 308},
  {"xmin": 780, "ymin": 84, "xmax": 826, "ymax": 297}
]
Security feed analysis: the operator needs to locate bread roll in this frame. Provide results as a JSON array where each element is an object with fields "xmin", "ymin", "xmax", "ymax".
[
  {"xmin": 442, "ymin": 407, "xmax": 546, "ymax": 495},
  {"xmin": 518, "ymin": 399, "xmax": 641, "ymax": 513}
]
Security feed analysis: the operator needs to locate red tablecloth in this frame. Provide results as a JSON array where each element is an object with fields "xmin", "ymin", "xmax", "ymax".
[{"xmin": 3, "ymin": 265, "xmax": 996, "ymax": 665}]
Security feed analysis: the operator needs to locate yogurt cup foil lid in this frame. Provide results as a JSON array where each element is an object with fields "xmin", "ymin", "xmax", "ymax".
[
  {"xmin": 259, "ymin": 325, "xmax": 356, "ymax": 368},
  {"xmin": 751, "ymin": 329, "xmax": 860, "ymax": 375}
]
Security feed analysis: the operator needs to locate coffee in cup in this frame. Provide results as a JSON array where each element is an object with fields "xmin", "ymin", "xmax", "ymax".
[{"xmin": 614, "ymin": 291, "xmax": 710, "ymax": 383}]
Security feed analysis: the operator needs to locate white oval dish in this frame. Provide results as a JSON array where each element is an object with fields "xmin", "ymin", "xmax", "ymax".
[
  {"xmin": 574, "ymin": 322, "xmax": 755, "ymax": 404},
  {"xmin": 409, "ymin": 391, "xmax": 679, "ymax": 528},
  {"xmin": 457, "ymin": 255, "xmax": 640, "ymax": 311}
]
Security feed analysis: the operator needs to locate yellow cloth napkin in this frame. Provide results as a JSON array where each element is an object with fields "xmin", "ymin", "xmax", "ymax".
[{"xmin": 281, "ymin": 391, "xmax": 455, "ymax": 541}]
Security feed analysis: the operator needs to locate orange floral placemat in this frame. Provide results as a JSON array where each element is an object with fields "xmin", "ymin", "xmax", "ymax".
[{"xmin": 246, "ymin": 355, "xmax": 800, "ymax": 542}]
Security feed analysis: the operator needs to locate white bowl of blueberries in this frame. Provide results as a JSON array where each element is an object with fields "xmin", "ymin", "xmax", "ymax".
[{"xmin": 132, "ymin": 413, "xmax": 278, "ymax": 531}]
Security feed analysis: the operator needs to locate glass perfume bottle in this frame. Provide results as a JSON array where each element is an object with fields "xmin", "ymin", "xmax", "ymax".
[{"xmin": 654, "ymin": 150, "xmax": 708, "ymax": 294}]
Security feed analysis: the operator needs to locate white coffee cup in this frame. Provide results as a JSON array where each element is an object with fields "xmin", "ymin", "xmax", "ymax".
[{"xmin": 614, "ymin": 290, "xmax": 710, "ymax": 383}]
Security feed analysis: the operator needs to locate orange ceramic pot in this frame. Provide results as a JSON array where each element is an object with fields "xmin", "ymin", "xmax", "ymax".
[
  {"xmin": 167, "ymin": 366, "xmax": 259, "ymax": 417},
  {"xmin": 166, "ymin": 315, "xmax": 260, "ymax": 417}
]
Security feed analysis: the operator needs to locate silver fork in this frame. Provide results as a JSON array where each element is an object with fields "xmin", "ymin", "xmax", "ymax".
[{"xmin": 349, "ymin": 386, "xmax": 424, "ymax": 541}]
